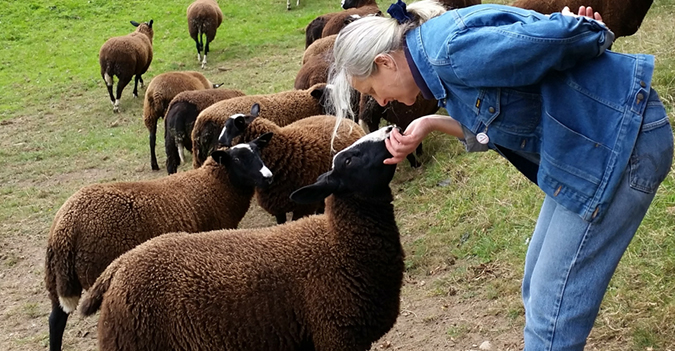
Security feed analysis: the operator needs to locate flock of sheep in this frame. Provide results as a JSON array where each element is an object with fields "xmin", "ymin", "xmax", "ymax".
[{"xmin": 44, "ymin": 0, "xmax": 655, "ymax": 350}]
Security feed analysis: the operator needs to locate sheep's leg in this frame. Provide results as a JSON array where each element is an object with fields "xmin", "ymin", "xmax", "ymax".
[
  {"xmin": 287, "ymin": 0, "xmax": 291, "ymax": 10},
  {"xmin": 406, "ymin": 153, "xmax": 421, "ymax": 168},
  {"xmin": 149, "ymin": 123, "xmax": 160, "ymax": 171},
  {"xmin": 138, "ymin": 75, "xmax": 144, "ymax": 89},
  {"xmin": 415, "ymin": 142, "xmax": 423, "ymax": 156},
  {"xmin": 103, "ymin": 73, "xmax": 116, "ymax": 107},
  {"xmin": 201, "ymin": 39, "xmax": 209, "ymax": 69},
  {"xmin": 275, "ymin": 213, "xmax": 287, "ymax": 224},
  {"xmin": 177, "ymin": 142, "xmax": 186, "ymax": 164},
  {"xmin": 132, "ymin": 75, "xmax": 142, "ymax": 98},
  {"xmin": 296, "ymin": 0, "xmax": 299, "ymax": 6},
  {"xmin": 48, "ymin": 302, "xmax": 68, "ymax": 351},
  {"xmin": 195, "ymin": 35, "xmax": 202, "ymax": 62},
  {"xmin": 114, "ymin": 75, "xmax": 132, "ymax": 113},
  {"xmin": 165, "ymin": 125, "xmax": 180, "ymax": 175}
]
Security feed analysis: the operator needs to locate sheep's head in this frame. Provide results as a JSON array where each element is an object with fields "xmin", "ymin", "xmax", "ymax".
[
  {"xmin": 211, "ymin": 133, "xmax": 274, "ymax": 189},
  {"xmin": 218, "ymin": 103, "xmax": 260, "ymax": 147},
  {"xmin": 291, "ymin": 126, "xmax": 398, "ymax": 203},
  {"xmin": 131, "ymin": 20, "xmax": 154, "ymax": 41},
  {"xmin": 342, "ymin": 0, "xmax": 370, "ymax": 10}
]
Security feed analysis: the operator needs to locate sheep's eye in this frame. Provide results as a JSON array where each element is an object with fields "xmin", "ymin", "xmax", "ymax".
[
  {"xmin": 344, "ymin": 157, "xmax": 352, "ymax": 165},
  {"xmin": 233, "ymin": 157, "xmax": 240, "ymax": 163}
]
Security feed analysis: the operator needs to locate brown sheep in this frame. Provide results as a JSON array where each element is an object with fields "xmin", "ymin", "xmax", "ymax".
[
  {"xmin": 191, "ymin": 83, "xmax": 330, "ymax": 168},
  {"xmin": 305, "ymin": 6, "xmax": 382, "ymax": 48},
  {"xmin": 219, "ymin": 104, "xmax": 365, "ymax": 223},
  {"xmin": 187, "ymin": 0, "xmax": 223, "ymax": 69},
  {"xmin": 99, "ymin": 20, "xmax": 153, "ymax": 113},
  {"xmin": 165, "ymin": 88, "xmax": 246, "ymax": 174},
  {"xmin": 44, "ymin": 136, "xmax": 273, "ymax": 351},
  {"xmin": 511, "ymin": 0, "xmax": 653, "ymax": 38},
  {"xmin": 79, "ymin": 126, "xmax": 404, "ymax": 351},
  {"xmin": 144, "ymin": 71, "xmax": 222, "ymax": 171}
]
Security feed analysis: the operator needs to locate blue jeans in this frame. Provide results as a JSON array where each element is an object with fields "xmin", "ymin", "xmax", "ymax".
[{"xmin": 522, "ymin": 89, "xmax": 674, "ymax": 351}]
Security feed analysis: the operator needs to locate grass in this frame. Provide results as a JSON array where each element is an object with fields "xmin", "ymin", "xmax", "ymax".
[{"xmin": 1, "ymin": 0, "xmax": 675, "ymax": 350}]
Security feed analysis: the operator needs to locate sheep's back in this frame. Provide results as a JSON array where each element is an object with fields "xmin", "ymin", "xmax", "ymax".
[
  {"xmin": 98, "ymin": 33, "xmax": 152, "ymax": 76},
  {"xmin": 94, "ymin": 217, "xmax": 329, "ymax": 349},
  {"xmin": 321, "ymin": 6, "xmax": 382, "ymax": 37},
  {"xmin": 187, "ymin": 0, "xmax": 223, "ymax": 39},
  {"xmin": 144, "ymin": 72, "xmax": 213, "ymax": 127}
]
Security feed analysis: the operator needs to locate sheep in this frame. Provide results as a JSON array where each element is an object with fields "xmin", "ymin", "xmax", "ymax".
[
  {"xmin": 359, "ymin": 93, "xmax": 439, "ymax": 168},
  {"xmin": 79, "ymin": 126, "xmax": 404, "ymax": 351},
  {"xmin": 287, "ymin": 0, "xmax": 300, "ymax": 10},
  {"xmin": 44, "ymin": 135, "xmax": 273, "ymax": 351},
  {"xmin": 218, "ymin": 103, "xmax": 366, "ymax": 223},
  {"xmin": 144, "ymin": 70, "xmax": 222, "ymax": 171},
  {"xmin": 305, "ymin": 6, "xmax": 382, "ymax": 48},
  {"xmin": 511, "ymin": 0, "xmax": 653, "ymax": 38},
  {"xmin": 302, "ymin": 34, "xmax": 336, "ymax": 65},
  {"xmin": 191, "ymin": 83, "xmax": 331, "ymax": 168},
  {"xmin": 295, "ymin": 46, "xmax": 333, "ymax": 90},
  {"xmin": 165, "ymin": 88, "xmax": 246, "ymax": 175},
  {"xmin": 98, "ymin": 20, "xmax": 153, "ymax": 113},
  {"xmin": 187, "ymin": 0, "xmax": 223, "ymax": 69}
]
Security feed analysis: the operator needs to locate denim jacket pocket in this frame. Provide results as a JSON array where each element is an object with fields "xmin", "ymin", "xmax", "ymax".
[{"xmin": 629, "ymin": 95, "xmax": 674, "ymax": 194}]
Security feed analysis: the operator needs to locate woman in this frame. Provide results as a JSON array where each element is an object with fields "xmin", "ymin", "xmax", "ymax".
[{"xmin": 328, "ymin": 0, "xmax": 673, "ymax": 350}]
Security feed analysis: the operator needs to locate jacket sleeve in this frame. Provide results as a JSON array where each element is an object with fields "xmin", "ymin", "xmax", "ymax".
[{"xmin": 438, "ymin": 11, "xmax": 614, "ymax": 88}]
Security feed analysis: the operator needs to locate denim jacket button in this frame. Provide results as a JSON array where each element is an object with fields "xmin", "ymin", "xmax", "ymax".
[
  {"xmin": 637, "ymin": 93, "xmax": 644, "ymax": 104},
  {"xmin": 640, "ymin": 80, "xmax": 646, "ymax": 88},
  {"xmin": 488, "ymin": 106, "xmax": 495, "ymax": 113}
]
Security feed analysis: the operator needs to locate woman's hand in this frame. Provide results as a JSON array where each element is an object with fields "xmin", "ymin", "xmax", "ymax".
[
  {"xmin": 384, "ymin": 118, "xmax": 429, "ymax": 165},
  {"xmin": 562, "ymin": 6, "xmax": 604, "ymax": 24}
]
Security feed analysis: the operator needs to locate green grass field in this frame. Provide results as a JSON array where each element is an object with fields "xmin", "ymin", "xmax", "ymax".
[{"xmin": 1, "ymin": 0, "xmax": 674, "ymax": 350}]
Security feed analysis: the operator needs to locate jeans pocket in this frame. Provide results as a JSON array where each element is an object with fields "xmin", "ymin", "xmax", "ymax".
[{"xmin": 629, "ymin": 113, "xmax": 674, "ymax": 194}]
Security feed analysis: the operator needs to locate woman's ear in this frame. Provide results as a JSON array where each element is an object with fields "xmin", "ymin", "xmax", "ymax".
[{"xmin": 374, "ymin": 53, "xmax": 397, "ymax": 71}]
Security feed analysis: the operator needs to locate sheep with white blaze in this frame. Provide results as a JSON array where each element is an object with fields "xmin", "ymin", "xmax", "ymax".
[
  {"xmin": 218, "ymin": 103, "xmax": 366, "ymax": 224},
  {"xmin": 44, "ymin": 135, "xmax": 273, "ymax": 351},
  {"xmin": 79, "ymin": 126, "xmax": 404, "ymax": 351},
  {"xmin": 98, "ymin": 20, "xmax": 153, "ymax": 113}
]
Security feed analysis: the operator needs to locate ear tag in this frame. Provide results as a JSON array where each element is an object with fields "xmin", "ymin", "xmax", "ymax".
[{"xmin": 476, "ymin": 132, "xmax": 489, "ymax": 145}]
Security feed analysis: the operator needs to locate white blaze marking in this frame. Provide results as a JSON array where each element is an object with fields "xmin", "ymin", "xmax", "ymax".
[
  {"xmin": 218, "ymin": 114, "xmax": 245, "ymax": 141},
  {"xmin": 332, "ymin": 126, "xmax": 393, "ymax": 168},
  {"xmin": 260, "ymin": 165, "xmax": 272, "ymax": 178},
  {"xmin": 231, "ymin": 143, "xmax": 252, "ymax": 151}
]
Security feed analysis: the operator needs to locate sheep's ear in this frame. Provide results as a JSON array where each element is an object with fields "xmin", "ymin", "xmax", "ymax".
[
  {"xmin": 254, "ymin": 132, "xmax": 273, "ymax": 149},
  {"xmin": 148, "ymin": 19, "xmax": 153, "ymax": 28},
  {"xmin": 210, "ymin": 150, "xmax": 230, "ymax": 165},
  {"xmin": 250, "ymin": 103, "xmax": 260, "ymax": 117},
  {"xmin": 310, "ymin": 86, "xmax": 326, "ymax": 100},
  {"xmin": 290, "ymin": 172, "xmax": 339, "ymax": 204},
  {"xmin": 130, "ymin": 21, "xmax": 140, "ymax": 27}
]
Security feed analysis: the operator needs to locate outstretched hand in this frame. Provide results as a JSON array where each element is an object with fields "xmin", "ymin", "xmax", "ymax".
[
  {"xmin": 561, "ymin": 5, "xmax": 604, "ymax": 24},
  {"xmin": 384, "ymin": 119, "xmax": 428, "ymax": 165}
]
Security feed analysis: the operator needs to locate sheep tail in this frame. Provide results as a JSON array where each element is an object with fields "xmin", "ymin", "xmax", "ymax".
[
  {"xmin": 45, "ymin": 221, "xmax": 83, "ymax": 314},
  {"xmin": 78, "ymin": 257, "xmax": 122, "ymax": 317}
]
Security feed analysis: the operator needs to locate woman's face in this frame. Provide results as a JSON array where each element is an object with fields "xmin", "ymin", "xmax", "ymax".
[{"xmin": 351, "ymin": 51, "xmax": 420, "ymax": 107}]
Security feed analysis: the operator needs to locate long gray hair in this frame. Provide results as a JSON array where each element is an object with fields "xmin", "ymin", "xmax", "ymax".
[{"xmin": 327, "ymin": 0, "xmax": 446, "ymax": 121}]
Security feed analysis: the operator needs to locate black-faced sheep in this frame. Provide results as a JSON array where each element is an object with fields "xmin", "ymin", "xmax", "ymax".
[
  {"xmin": 45, "ymin": 136, "xmax": 272, "ymax": 351},
  {"xmin": 99, "ymin": 20, "xmax": 154, "ymax": 113},
  {"xmin": 511, "ymin": 0, "xmax": 653, "ymax": 38},
  {"xmin": 79, "ymin": 126, "xmax": 404, "ymax": 351},
  {"xmin": 165, "ymin": 88, "xmax": 246, "ymax": 175},
  {"xmin": 359, "ymin": 93, "xmax": 439, "ymax": 168},
  {"xmin": 219, "ymin": 104, "xmax": 365, "ymax": 223},
  {"xmin": 144, "ymin": 70, "xmax": 222, "ymax": 171},
  {"xmin": 187, "ymin": 0, "xmax": 223, "ymax": 69},
  {"xmin": 191, "ymin": 83, "xmax": 330, "ymax": 168}
]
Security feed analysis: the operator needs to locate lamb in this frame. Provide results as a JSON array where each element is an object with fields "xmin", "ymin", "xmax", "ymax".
[
  {"xmin": 79, "ymin": 126, "xmax": 404, "ymax": 351},
  {"xmin": 218, "ymin": 103, "xmax": 365, "ymax": 223},
  {"xmin": 187, "ymin": 0, "xmax": 223, "ymax": 69},
  {"xmin": 45, "ymin": 135, "xmax": 273, "ymax": 351},
  {"xmin": 511, "ymin": 0, "xmax": 653, "ymax": 38},
  {"xmin": 98, "ymin": 20, "xmax": 153, "ymax": 113},
  {"xmin": 144, "ymin": 70, "xmax": 222, "ymax": 171},
  {"xmin": 191, "ymin": 83, "xmax": 330, "ymax": 168},
  {"xmin": 359, "ymin": 93, "xmax": 439, "ymax": 168},
  {"xmin": 165, "ymin": 88, "xmax": 246, "ymax": 175}
]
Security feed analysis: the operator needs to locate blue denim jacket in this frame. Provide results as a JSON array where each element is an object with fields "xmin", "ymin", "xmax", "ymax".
[{"xmin": 405, "ymin": 4, "xmax": 655, "ymax": 222}]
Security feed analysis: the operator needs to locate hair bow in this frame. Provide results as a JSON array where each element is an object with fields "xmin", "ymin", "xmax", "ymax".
[{"xmin": 387, "ymin": 0, "xmax": 414, "ymax": 24}]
